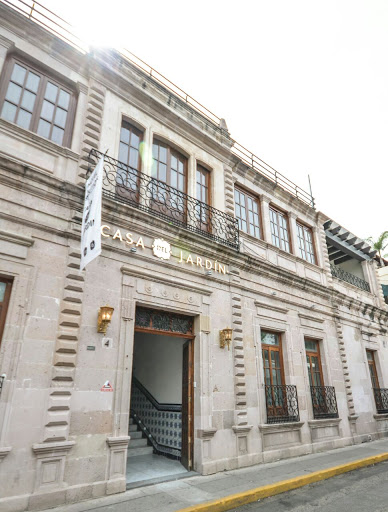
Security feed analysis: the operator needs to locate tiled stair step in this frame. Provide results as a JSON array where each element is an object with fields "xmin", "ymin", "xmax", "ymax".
[
  {"xmin": 127, "ymin": 446, "xmax": 154, "ymax": 457},
  {"xmin": 129, "ymin": 438, "xmax": 149, "ymax": 448},
  {"xmin": 129, "ymin": 424, "xmax": 138, "ymax": 432},
  {"xmin": 130, "ymin": 431, "xmax": 143, "ymax": 439},
  {"xmin": 129, "ymin": 418, "xmax": 134, "ymax": 425}
]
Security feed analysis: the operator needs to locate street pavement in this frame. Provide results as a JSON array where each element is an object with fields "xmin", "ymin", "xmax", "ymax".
[
  {"xmin": 236, "ymin": 460, "xmax": 388, "ymax": 511},
  {"xmin": 39, "ymin": 438, "xmax": 388, "ymax": 512}
]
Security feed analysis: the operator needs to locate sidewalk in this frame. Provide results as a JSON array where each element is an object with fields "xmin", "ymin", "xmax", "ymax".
[{"xmin": 42, "ymin": 438, "xmax": 388, "ymax": 512}]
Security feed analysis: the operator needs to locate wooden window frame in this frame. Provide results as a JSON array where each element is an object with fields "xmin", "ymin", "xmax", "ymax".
[
  {"xmin": 118, "ymin": 119, "xmax": 143, "ymax": 171},
  {"xmin": 195, "ymin": 164, "xmax": 211, "ymax": 232},
  {"xmin": 305, "ymin": 339, "xmax": 324, "ymax": 387},
  {"xmin": 234, "ymin": 187, "xmax": 262, "ymax": 239},
  {"xmin": 196, "ymin": 164, "xmax": 210, "ymax": 206},
  {"xmin": 261, "ymin": 331, "xmax": 286, "ymax": 387},
  {"xmin": 0, "ymin": 277, "xmax": 13, "ymax": 347},
  {"xmin": 366, "ymin": 350, "xmax": 380, "ymax": 389},
  {"xmin": 297, "ymin": 222, "xmax": 316, "ymax": 264},
  {"xmin": 116, "ymin": 120, "xmax": 143, "ymax": 203},
  {"xmin": 152, "ymin": 139, "xmax": 188, "ymax": 193},
  {"xmin": 0, "ymin": 55, "xmax": 76, "ymax": 148},
  {"xmin": 269, "ymin": 206, "xmax": 291, "ymax": 253}
]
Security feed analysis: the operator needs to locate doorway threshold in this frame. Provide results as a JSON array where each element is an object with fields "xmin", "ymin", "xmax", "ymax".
[{"xmin": 126, "ymin": 469, "xmax": 198, "ymax": 490}]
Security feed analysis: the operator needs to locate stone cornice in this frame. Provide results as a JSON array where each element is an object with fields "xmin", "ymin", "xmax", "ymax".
[
  {"xmin": 32, "ymin": 441, "xmax": 75, "ymax": 456},
  {"xmin": 258, "ymin": 421, "xmax": 304, "ymax": 433},
  {"xmin": 106, "ymin": 436, "xmax": 130, "ymax": 448},
  {"xmin": 308, "ymin": 418, "xmax": 341, "ymax": 428},
  {"xmin": 232, "ymin": 425, "xmax": 253, "ymax": 434},
  {"xmin": 0, "ymin": 229, "xmax": 34, "ymax": 247},
  {"xmin": 197, "ymin": 428, "xmax": 217, "ymax": 439},
  {"xmin": 255, "ymin": 300, "xmax": 289, "ymax": 314},
  {"xmin": 0, "ymin": 446, "xmax": 11, "ymax": 461}
]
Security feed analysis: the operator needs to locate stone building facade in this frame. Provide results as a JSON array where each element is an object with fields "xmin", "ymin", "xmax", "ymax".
[{"xmin": 0, "ymin": 3, "xmax": 388, "ymax": 511}]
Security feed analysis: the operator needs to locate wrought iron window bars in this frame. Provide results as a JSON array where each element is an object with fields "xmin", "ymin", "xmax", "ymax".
[
  {"xmin": 373, "ymin": 388, "xmax": 388, "ymax": 414},
  {"xmin": 330, "ymin": 264, "xmax": 370, "ymax": 293},
  {"xmin": 310, "ymin": 386, "xmax": 339, "ymax": 419},
  {"xmin": 264, "ymin": 384, "xmax": 300, "ymax": 424},
  {"xmin": 88, "ymin": 149, "xmax": 239, "ymax": 250}
]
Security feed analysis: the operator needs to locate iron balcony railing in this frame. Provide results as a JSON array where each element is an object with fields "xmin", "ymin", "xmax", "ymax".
[
  {"xmin": 264, "ymin": 384, "xmax": 300, "ymax": 424},
  {"xmin": 330, "ymin": 264, "xmax": 371, "ymax": 293},
  {"xmin": 88, "ymin": 149, "xmax": 239, "ymax": 250},
  {"xmin": 373, "ymin": 388, "xmax": 388, "ymax": 414},
  {"xmin": 2, "ymin": 0, "xmax": 315, "ymax": 209},
  {"xmin": 310, "ymin": 386, "xmax": 339, "ymax": 420}
]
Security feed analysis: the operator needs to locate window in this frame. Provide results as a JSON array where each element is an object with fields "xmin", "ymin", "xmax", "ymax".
[
  {"xmin": 151, "ymin": 140, "xmax": 187, "ymax": 220},
  {"xmin": 261, "ymin": 331, "xmax": 285, "ymax": 414},
  {"xmin": 269, "ymin": 207, "xmax": 290, "ymax": 252},
  {"xmin": 305, "ymin": 339, "xmax": 323, "ymax": 387},
  {"xmin": 196, "ymin": 164, "xmax": 210, "ymax": 231},
  {"xmin": 116, "ymin": 121, "xmax": 143, "ymax": 203},
  {"xmin": 234, "ymin": 188, "xmax": 261, "ymax": 238},
  {"xmin": 366, "ymin": 350, "xmax": 379, "ymax": 389},
  {"xmin": 297, "ymin": 223, "xmax": 316, "ymax": 264},
  {"xmin": 0, "ymin": 277, "xmax": 13, "ymax": 347},
  {"xmin": 0, "ymin": 57, "xmax": 75, "ymax": 147}
]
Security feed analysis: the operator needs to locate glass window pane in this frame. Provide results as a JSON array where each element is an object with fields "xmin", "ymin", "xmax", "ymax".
[
  {"xmin": 261, "ymin": 332, "xmax": 279, "ymax": 346},
  {"xmin": 16, "ymin": 109, "xmax": 32, "ymax": 129},
  {"xmin": 21, "ymin": 90, "xmax": 36, "ymax": 112},
  {"xmin": 51, "ymin": 126, "xmax": 64, "ymax": 145},
  {"xmin": 54, "ymin": 107, "xmax": 67, "ymax": 128},
  {"xmin": 58, "ymin": 89, "xmax": 70, "ymax": 109},
  {"xmin": 41, "ymin": 100, "xmax": 54, "ymax": 121},
  {"xmin": 1, "ymin": 101, "xmax": 17, "ymax": 122},
  {"xmin": 159, "ymin": 145, "xmax": 167, "ymax": 163},
  {"xmin": 0, "ymin": 282, "xmax": 6, "ymax": 302},
  {"xmin": 120, "ymin": 126, "xmax": 130, "ymax": 144},
  {"xmin": 45, "ymin": 82, "xmax": 58, "ymax": 103},
  {"xmin": 178, "ymin": 174, "xmax": 184, "ymax": 191},
  {"xmin": 171, "ymin": 155, "xmax": 177, "ymax": 170},
  {"xmin": 178, "ymin": 160, "xmax": 184, "ymax": 173},
  {"xmin": 159, "ymin": 163, "xmax": 166, "ymax": 182},
  {"xmin": 305, "ymin": 339, "xmax": 318, "ymax": 352},
  {"xmin": 131, "ymin": 132, "xmax": 140, "ymax": 149},
  {"xmin": 366, "ymin": 351, "xmax": 373, "ymax": 361},
  {"xmin": 37, "ymin": 119, "xmax": 51, "ymax": 138},
  {"xmin": 5, "ymin": 83, "xmax": 22, "ymax": 104},
  {"xmin": 119, "ymin": 142, "xmax": 128, "ymax": 163},
  {"xmin": 170, "ymin": 169, "xmax": 177, "ymax": 188},
  {"xmin": 11, "ymin": 63, "xmax": 26, "ymax": 85},
  {"xmin": 26, "ymin": 72, "xmax": 40, "ymax": 93},
  {"xmin": 129, "ymin": 148, "xmax": 138, "ymax": 169},
  {"xmin": 152, "ymin": 143, "xmax": 158, "ymax": 159}
]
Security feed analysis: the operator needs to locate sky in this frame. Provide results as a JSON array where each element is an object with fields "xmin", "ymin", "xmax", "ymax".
[{"xmin": 33, "ymin": 0, "xmax": 388, "ymax": 242}]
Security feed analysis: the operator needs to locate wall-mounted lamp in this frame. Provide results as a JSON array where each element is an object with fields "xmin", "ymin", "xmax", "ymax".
[
  {"xmin": 220, "ymin": 327, "xmax": 233, "ymax": 350},
  {"xmin": 97, "ymin": 305, "xmax": 114, "ymax": 334}
]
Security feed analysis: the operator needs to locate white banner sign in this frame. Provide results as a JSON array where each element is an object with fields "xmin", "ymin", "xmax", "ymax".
[{"xmin": 80, "ymin": 156, "xmax": 104, "ymax": 271}]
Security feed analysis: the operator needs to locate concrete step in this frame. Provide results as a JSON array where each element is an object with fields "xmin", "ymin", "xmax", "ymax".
[
  {"xmin": 129, "ymin": 424, "xmax": 138, "ymax": 432},
  {"xmin": 127, "ymin": 446, "xmax": 153, "ymax": 457},
  {"xmin": 129, "ymin": 438, "xmax": 149, "ymax": 448},
  {"xmin": 130, "ymin": 431, "xmax": 143, "ymax": 439},
  {"xmin": 129, "ymin": 418, "xmax": 134, "ymax": 425}
]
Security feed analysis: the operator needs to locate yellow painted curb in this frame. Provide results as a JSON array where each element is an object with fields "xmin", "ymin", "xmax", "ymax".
[{"xmin": 176, "ymin": 452, "xmax": 388, "ymax": 512}]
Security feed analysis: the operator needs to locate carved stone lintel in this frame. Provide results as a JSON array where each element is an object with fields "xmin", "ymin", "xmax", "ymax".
[
  {"xmin": 232, "ymin": 425, "xmax": 252, "ymax": 434},
  {"xmin": 32, "ymin": 441, "xmax": 75, "ymax": 457},
  {"xmin": 0, "ymin": 446, "xmax": 12, "ymax": 461},
  {"xmin": 197, "ymin": 428, "xmax": 217, "ymax": 439}
]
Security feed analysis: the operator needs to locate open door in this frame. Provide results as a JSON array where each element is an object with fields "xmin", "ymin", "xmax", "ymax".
[{"xmin": 181, "ymin": 339, "xmax": 194, "ymax": 470}]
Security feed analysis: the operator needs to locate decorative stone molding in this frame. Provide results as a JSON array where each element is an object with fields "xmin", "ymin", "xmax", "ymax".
[
  {"xmin": 78, "ymin": 79, "xmax": 106, "ymax": 182},
  {"xmin": 106, "ymin": 436, "xmax": 130, "ymax": 495},
  {"xmin": 43, "ymin": 247, "xmax": 84, "ymax": 445},
  {"xmin": 0, "ymin": 446, "xmax": 11, "ymax": 461},
  {"xmin": 259, "ymin": 422, "xmax": 304, "ymax": 450},
  {"xmin": 232, "ymin": 425, "xmax": 252, "ymax": 434},
  {"xmin": 197, "ymin": 428, "xmax": 217, "ymax": 439},
  {"xmin": 334, "ymin": 313, "xmax": 356, "ymax": 420},
  {"xmin": 308, "ymin": 418, "xmax": 342, "ymax": 441},
  {"xmin": 0, "ymin": 229, "xmax": 34, "ymax": 259},
  {"xmin": 258, "ymin": 421, "xmax": 304, "ymax": 433},
  {"xmin": 223, "ymin": 166, "xmax": 235, "ymax": 216},
  {"xmin": 32, "ymin": 441, "xmax": 74, "ymax": 492}
]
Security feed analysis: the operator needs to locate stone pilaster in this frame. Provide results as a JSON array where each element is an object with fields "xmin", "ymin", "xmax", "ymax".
[
  {"xmin": 223, "ymin": 166, "xmax": 235, "ymax": 216},
  {"xmin": 317, "ymin": 212, "xmax": 333, "ymax": 284}
]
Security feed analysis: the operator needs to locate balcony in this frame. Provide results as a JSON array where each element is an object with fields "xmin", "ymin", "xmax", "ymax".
[
  {"xmin": 264, "ymin": 385, "xmax": 300, "ymax": 424},
  {"xmin": 373, "ymin": 388, "xmax": 388, "ymax": 414},
  {"xmin": 330, "ymin": 264, "xmax": 370, "ymax": 293},
  {"xmin": 310, "ymin": 386, "xmax": 339, "ymax": 419},
  {"xmin": 89, "ymin": 149, "xmax": 239, "ymax": 250}
]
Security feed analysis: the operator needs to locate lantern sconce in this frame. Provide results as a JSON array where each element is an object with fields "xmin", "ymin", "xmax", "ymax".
[
  {"xmin": 97, "ymin": 305, "xmax": 114, "ymax": 334},
  {"xmin": 220, "ymin": 327, "xmax": 233, "ymax": 350}
]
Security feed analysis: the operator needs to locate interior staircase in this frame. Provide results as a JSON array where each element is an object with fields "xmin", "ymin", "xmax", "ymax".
[{"xmin": 128, "ymin": 417, "xmax": 153, "ymax": 457}]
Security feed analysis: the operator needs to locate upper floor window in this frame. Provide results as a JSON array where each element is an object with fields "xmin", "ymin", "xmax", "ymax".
[
  {"xmin": 196, "ymin": 165, "xmax": 210, "ymax": 205},
  {"xmin": 0, "ymin": 57, "xmax": 75, "ymax": 147},
  {"xmin": 116, "ymin": 120, "xmax": 143, "ymax": 203},
  {"xmin": 152, "ymin": 140, "xmax": 187, "ymax": 192},
  {"xmin": 297, "ymin": 223, "xmax": 316, "ymax": 264},
  {"xmin": 366, "ymin": 350, "xmax": 379, "ymax": 389},
  {"xmin": 270, "ymin": 207, "xmax": 290, "ymax": 252},
  {"xmin": 234, "ymin": 188, "xmax": 261, "ymax": 238}
]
